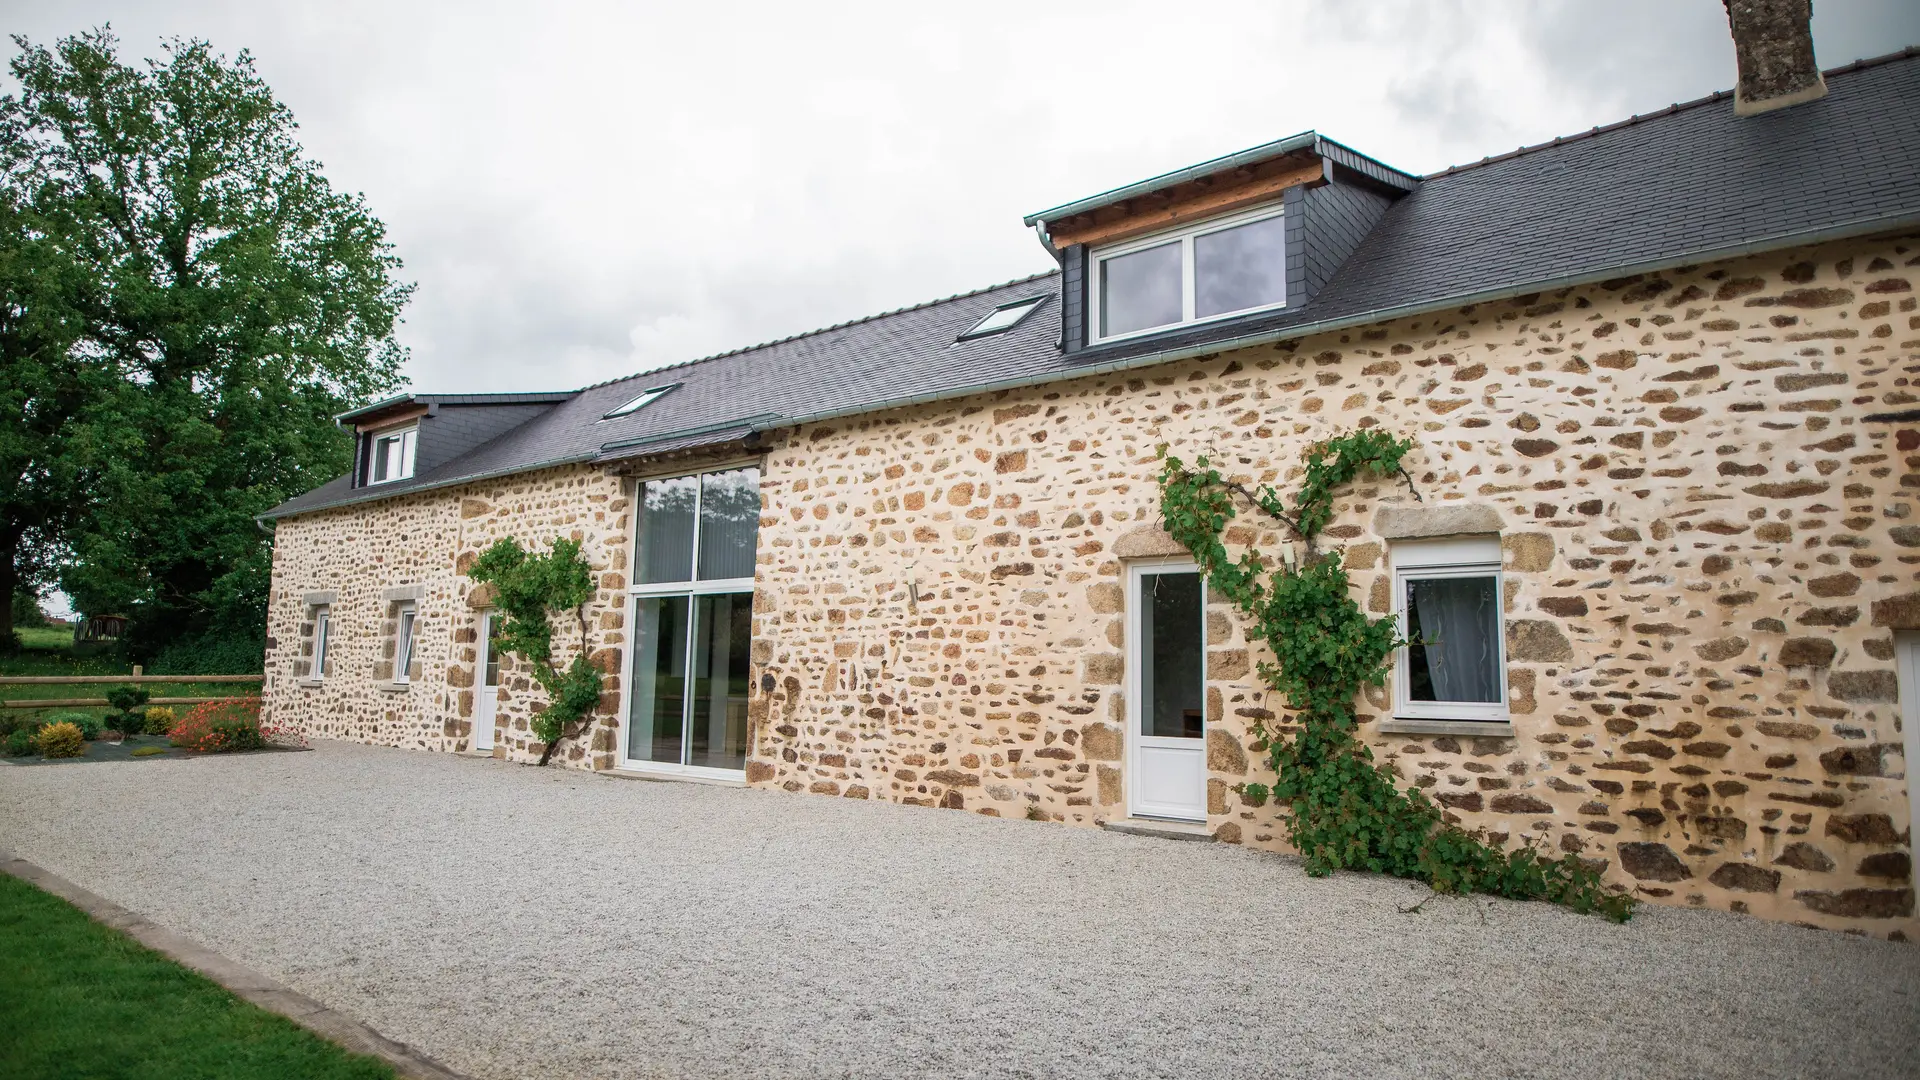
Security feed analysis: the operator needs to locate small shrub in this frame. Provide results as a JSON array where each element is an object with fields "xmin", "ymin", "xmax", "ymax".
[
  {"xmin": 142, "ymin": 706, "xmax": 176, "ymax": 736},
  {"xmin": 3, "ymin": 729, "xmax": 34, "ymax": 757},
  {"xmin": 130, "ymin": 745, "xmax": 167, "ymax": 758},
  {"xmin": 170, "ymin": 698, "xmax": 266, "ymax": 753},
  {"xmin": 110, "ymin": 709, "xmax": 145, "ymax": 739},
  {"xmin": 104, "ymin": 685, "xmax": 152, "ymax": 715},
  {"xmin": 34, "ymin": 721, "xmax": 86, "ymax": 758},
  {"xmin": 45, "ymin": 710, "xmax": 102, "ymax": 741}
]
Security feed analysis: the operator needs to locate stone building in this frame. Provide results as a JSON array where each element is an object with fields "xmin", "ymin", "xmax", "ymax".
[{"xmin": 262, "ymin": 46, "xmax": 1920, "ymax": 935}]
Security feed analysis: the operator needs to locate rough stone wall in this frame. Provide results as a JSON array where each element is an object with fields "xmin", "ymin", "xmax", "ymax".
[
  {"xmin": 749, "ymin": 231, "xmax": 1920, "ymax": 937},
  {"xmin": 262, "ymin": 464, "xmax": 631, "ymax": 768}
]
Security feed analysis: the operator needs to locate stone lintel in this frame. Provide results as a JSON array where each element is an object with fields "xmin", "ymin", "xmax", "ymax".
[
  {"xmin": 301, "ymin": 590, "xmax": 337, "ymax": 607},
  {"xmin": 381, "ymin": 583, "xmax": 428, "ymax": 603},
  {"xmin": 1373, "ymin": 505, "xmax": 1504, "ymax": 541},
  {"xmin": 1113, "ymin": 523, "xmax": 1189, "ymax": 559},
  {"xmin": 1870, "ymin": 593, "xmax": 1920, "ymax": 630}
]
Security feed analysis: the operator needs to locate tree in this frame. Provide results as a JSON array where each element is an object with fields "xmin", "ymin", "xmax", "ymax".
[
  {"xmin": 11, "ymin": 586, "xmax": 50, "ymax": 629},
  {"xmin": 0, "ymin": 28, "xmax": 412, "ymax": 655}
]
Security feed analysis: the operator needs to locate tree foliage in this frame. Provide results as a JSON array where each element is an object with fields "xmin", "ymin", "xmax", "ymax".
[
  {"xmin": 465, "ymin": 537, "xmax": 604, "ymax": 767},
  {"xmin": 1156, "ymin": 433, "xmax": 1632, "ymax": 921},
  {"xmin": 0, "ymin": 186, "xmax": 95, "ymax": 650},
  {"xmin": 0, "ymin": 28, "xmax": 411, "ymax": 655}
]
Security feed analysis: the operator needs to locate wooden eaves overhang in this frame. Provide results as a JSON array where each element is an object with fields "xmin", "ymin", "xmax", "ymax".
[{"xmin": 1024, "ymin": 131, "xmax": 1419, "ymax": 250}]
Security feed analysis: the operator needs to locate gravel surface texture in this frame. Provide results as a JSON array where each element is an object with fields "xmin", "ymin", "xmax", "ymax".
[{"xmin": 2, "ymin": 740, "xmax": 1916, "ymax": 1080}]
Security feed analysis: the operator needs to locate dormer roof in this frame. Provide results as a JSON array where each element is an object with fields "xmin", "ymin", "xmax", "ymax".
[{"xmin": 1022, "ymin": 131, "xmax": 1418, "ymax": 243}]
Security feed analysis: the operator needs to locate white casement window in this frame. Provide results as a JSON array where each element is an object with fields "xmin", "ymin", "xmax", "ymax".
[
  {"xmin": 1090, "ymin": 204, "xmax": 1287, "ymax": 343},
  {"xmin": 394, "ymin": 602, "xmax": 417, "ymax": 683},
  {"xmin": 369, "ymin": 427, "xmax": 417, "ymax": 484},
  {"xmin": 620, "ymin": 463, "xmax": 761, "ymax": 778},
  {"xmin": 312, "ymin": 606, "xmax": 331, "ymax": 680},
  {"xmin": 1391, "ymin": 537, "xmax": 1507, "ymax": 723}
]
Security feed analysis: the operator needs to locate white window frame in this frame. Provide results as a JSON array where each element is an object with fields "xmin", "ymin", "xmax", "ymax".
[
  {"xmin": 369, "ymin": 426, "xmax": 417, "ymax": 484},
  {"xmin": 600, "ymin": 384, "xmax": 679, "ymax": 421},
  {"xmin": 1390, "ymin": 536, "xmax": 1508, "ymax": 725},
  {"xmin": 616, "ymin": 459, "xmax": 762, "ymax": 781},
  {"xmin": 958, "ymin": 296, "xmax": 1047, "ymax": 340},
  {"xmin": 311, "ymin": 606, "xmax": 331, "ymax": 682},
  {"xmin": 1089, "ymin": 202, "xmax": 1288, "ymax": 345},
  {"xmin": 393, "ymin": 601, "xmax": 417, "ymax": 684}
]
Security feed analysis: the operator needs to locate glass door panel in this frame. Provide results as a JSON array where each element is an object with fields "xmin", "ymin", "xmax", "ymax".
[
  {"xmin": 687, "ymin": 593, "xmax": 753, "ymax": 770},
  {"xmin": 628, "ymin": 595, "xmax": 691, "ymax": 763},
  {"xmin": 1141, "ymin": 570, "xmax": 1204, "ymax": 739}
]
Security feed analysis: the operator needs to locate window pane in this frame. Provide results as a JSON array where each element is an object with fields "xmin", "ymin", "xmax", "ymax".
[
  {"xmin": 697, "ymin": 467, "xmax": 761, "ymax": 581},
  {"xmin": 482, "ymin": 616, "xmax": 500, "ymax": 687},
  {"xmin": 372, "ymin": 437, "xmax": 392, "ymax": 482},
  {"xmin": 1140, "ymin": 571, "xmax": 1204, "ymax": 739},
  {"xmin": 1194, "ymin": 215, "xmax": 1286, "ymax": 318},
  {"xmin": 1405, "ymin": 575, "xmax": 1502, "ymax": 703},
  {"xmin": 314, "ymin": 611, "xmax": 329, "ymax": 675},
  {"xmin": 627, "ymin": 595, "xmax": 691, "ymax": 764},
  {"xmin": 397, "ymin": 609, "xmax": 415, "ymax": 676},
  {"xmin": 687, "ymin": 592, "xmax": 753, "ymax": 770},
  {"xmin": 399, "ymin": 429, "xmax": 416, "ymax": 478},
  {"xmin": 1100, "ymin": 241, "xmax": 1183, "ymax": 337},
  {"xmin": 637, "ymin": 474, "xmax": 698, "ymax": 583}
]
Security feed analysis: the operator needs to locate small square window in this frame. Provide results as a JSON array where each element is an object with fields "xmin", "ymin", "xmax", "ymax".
[
  {"xmin": 394, "ymin": 602, "xmax": 417, "ymax": 683},
  {"xmin": 603, "ymin": 385, "xmax": 677, "ymax": 420},
  {"xmin": 959, "ymin": 297, "xmax": 1046, "ymax": 340},
  {"xmin": 370, "ymin": 427, "xmax": 417, "ymax": 484},
  {"xmin": 1392, "ymin": 537, "xmax": 1506, "ymax": 723}
]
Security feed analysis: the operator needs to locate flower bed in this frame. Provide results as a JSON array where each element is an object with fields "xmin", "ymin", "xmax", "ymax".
[{"xmin": 167, "ymin": 698, "xmax": 306, "ymax": 753}]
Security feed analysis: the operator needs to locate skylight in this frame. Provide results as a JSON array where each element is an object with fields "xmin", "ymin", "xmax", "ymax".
[
  {"xmin": 959, "ymin": 296, "xmax": 1046, "ymax": 340},
  {"xmin": 602, "ymin": 384, "xmax": 677, "ymax": 420}
]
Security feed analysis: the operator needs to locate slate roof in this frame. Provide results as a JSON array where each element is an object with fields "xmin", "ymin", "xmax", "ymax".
[{"xmin": 265, "ymin": 48, "xmax": 1920, "ymax": 520}]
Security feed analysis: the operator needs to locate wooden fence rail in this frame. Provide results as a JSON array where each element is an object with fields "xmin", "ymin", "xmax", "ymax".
[
  {"xmin": 1, "ymin": 695, "xmax": 259, "ymax": 710},
  {"xmin": 0, "ymin": 670, "xmax": 265, "ymax": 709},
  {"xmin": 0, "ymin": 675, "xmax": 261, "ymax": 686}
]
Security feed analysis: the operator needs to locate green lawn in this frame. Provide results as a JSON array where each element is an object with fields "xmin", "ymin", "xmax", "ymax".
[
  {"xmin": 16, "ymin": 626, "xmax": 73, "ymax": 651},
  {"xmin": 0, "ymin": 873, "xmax": 394, "ymax": 1079}
]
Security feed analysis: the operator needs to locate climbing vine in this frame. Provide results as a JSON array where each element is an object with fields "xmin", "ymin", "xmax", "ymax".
[
  {"xmin": 1156, "ymin": 432, "xmax": 1633, "ymax": 921},
  {"xmin": 466, "ymin": 537, "xmax": 604, "ymax": 767}
]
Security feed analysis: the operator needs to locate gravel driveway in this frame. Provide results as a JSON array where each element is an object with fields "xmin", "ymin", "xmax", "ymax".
[{"xmin": 2, "ymin": 741, "xmax": 1915, "ymax": 1080}]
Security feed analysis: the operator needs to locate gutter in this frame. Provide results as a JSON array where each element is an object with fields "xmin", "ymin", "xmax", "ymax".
[
  {"xmin": 257, "ymin": 452, "xmax": 600, "ymax": 521},
  {"xmin": 761, "ymin": 209, "xmax": 1920, "ymax": 438}
]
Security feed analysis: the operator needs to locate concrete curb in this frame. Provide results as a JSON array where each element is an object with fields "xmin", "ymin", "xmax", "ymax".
[{"xmin": 0, "ymin": 849, "xmax": 472, "ymax": 1080}]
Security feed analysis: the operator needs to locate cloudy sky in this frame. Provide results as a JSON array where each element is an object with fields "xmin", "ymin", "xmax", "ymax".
[{"xmin": 5, "ymin": 1, "xmax": 1917, "ymax": 396}]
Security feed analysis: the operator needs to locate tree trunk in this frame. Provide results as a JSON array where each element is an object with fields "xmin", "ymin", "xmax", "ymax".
[{"xmin": 0, "ymin": 527, "xmax": 19, "ymax": 649}]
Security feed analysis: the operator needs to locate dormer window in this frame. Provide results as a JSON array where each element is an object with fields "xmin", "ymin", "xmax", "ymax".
[
  {"xmin": 603, "ymin": 385, "xmax": 678, "ymax": 420},
  {"xmin": 1092, "ymin": 204, "xmax": 1287, "ymax": 343},
  {"xmin": 959, "ymin": 296, "xmax": 1047, "ymax": 340},
  {"xmin": 369, "ymin": 426, "xmax": 417, "ymax": 484}
]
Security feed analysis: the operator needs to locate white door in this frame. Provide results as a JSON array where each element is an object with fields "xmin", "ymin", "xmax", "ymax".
[
  {"xmin": 1126, "ymin": 559, "xmax": 1207, "ymax": 821},
  {"xmin": 1895, "ymin": 633, "xmax": 1920, "ymax": 859},
  {"xmin": 474, "ymin": 613, "xmax": 499, "ymax": 752}
]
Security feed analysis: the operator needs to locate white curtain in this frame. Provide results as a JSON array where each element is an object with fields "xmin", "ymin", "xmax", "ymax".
[{"xmin": 1410, "ymin": 577, "xmax": 1500, "ymax": 703}]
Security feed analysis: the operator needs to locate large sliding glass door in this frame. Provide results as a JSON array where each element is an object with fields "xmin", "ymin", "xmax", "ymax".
[{"xmin": 622, "ymin": 464, "xmax": 759, "ymax": 777}]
